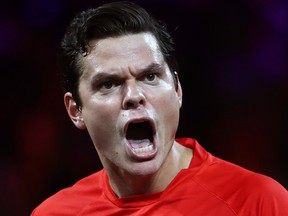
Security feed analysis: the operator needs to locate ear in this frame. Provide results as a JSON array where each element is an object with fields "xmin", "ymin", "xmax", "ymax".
[
  {"xmin": 175, "ymin": 71, "xmax": 183, "ymax": 108},
  {"xmin": 64, "ymin": 92, "xmax": 86, "ymax": 130}
]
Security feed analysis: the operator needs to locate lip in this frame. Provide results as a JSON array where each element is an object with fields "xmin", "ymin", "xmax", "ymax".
[{"xmin": 124, "ymin": 117, "xmax": 157, "ymax": 160}]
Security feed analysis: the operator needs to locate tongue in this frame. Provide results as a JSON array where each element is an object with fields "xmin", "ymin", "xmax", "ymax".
[{"xmin": 127, "ymin": 139, "xmax": 151, "ymax": 148}]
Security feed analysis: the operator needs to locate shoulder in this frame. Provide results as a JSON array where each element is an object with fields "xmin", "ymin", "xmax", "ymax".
[
  {"xmin": 31, "ymin": 171, "xmax": 104, "ymax": 216},
  {"xmin": 203, "ymin": 152, "xmax": 287, "ymax": 191},
  {"xmin": 177, "ymin": 138, "xmax": 287, "ymax": 197},
  {"xmin": 196, "ymin": 156, "xmax": 288, "ymax": 215},
  {"xmin": 177, "ymin": 138, "xmax": 288, "ymax": 215}
]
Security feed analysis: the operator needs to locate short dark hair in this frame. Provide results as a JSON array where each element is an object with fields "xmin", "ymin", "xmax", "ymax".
[{"xmin": 59, "ymin": 1, "xmax": 178, "ymax": 107}]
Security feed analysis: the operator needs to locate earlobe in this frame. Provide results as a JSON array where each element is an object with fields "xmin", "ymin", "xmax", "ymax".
[{"xmin": 64, "ymin": 92, "xmax": 86, "ymax": 129}]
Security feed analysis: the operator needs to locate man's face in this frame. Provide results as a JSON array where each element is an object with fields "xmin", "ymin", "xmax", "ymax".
[{"xmin": 67, "ymin": 32, "xmax": 182, "ymax": 176}]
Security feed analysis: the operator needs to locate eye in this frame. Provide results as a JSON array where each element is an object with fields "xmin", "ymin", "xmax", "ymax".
[
  {"xmin": 146, "ymin": 73, "xmax": 157, "ymax": 81},
  {"xmin": 101, "ymin": 81, "xmax": 113, "ymax": 89}
]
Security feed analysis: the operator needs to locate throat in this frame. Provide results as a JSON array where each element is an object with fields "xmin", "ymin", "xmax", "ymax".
[{"xmin": 108, "ymin": 171, "xmax": 161, "ymax": 198}]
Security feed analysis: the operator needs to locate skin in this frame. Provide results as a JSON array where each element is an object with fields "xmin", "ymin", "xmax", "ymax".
[{"xmin": 64, "ymin": 32, "xmax": 193, "ymax": 197}]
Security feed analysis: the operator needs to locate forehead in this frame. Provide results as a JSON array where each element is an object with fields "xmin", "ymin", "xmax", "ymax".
[{"xmin": 81, "ymin": 32, "xmax": 164, "ymax": 76}]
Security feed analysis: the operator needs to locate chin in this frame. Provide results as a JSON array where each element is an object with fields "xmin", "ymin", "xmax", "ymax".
[{"xmin": 126, "ymin": 160, "xmax": 161, "ymax": 177}]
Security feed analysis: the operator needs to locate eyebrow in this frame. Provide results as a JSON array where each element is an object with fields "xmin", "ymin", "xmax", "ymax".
[
  {"xmin": 140, "ymin": 63, "xmax": 165, "ymax": 75},
  {"xmin": 90, "ymin": 72, "xmax": 122, "ymax": 86},
  {"xmin": 90, "ymin": 62, "xmax": 165, "ymax": 84}
]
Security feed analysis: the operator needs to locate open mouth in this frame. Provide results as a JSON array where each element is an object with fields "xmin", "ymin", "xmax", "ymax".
[{"xmin": 126, "ymin": 121, "xmax": 155, "ymax": 155}]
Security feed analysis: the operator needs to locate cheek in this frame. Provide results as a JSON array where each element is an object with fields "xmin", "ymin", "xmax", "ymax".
[
  {"xmin": 155, "ymin": 92, "xmax": 180, "ymax": 152},
  {"xmin": 157, "ymin": 80, "xmax": 181, "ymax": 107},
  {"xmin": 82, "ymin": 101, "xmax": 119, "ymax": 137},
  {"xmin": 83, "ymin": 96, "xmax": 120, "ymax": 118},
  {"xmin": 84, "ymin": 111, "xmax": 120, "ymax": 154},
  {"xmin": 156, "ymin": 88, "xmax": 180, "ymax": 110}
]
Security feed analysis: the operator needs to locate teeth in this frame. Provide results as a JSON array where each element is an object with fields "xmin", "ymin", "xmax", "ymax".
[{"xmin": 133, "ymin": 145, "xmax": 153, "ymax": 154}]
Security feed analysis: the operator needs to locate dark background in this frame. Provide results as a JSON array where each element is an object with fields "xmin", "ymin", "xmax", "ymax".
[{"xmin": 1, "ymin": 0, "xmax": 287, "ymax": 215}]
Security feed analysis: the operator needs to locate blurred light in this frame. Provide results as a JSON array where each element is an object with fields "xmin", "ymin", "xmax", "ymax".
[
  {"xmin": 0, "ymin": 18, "xmax": 19, "ymax": 56},
  {"xmin": 266, "ymin": 3, "xmax": 288, "ymax": 34}
]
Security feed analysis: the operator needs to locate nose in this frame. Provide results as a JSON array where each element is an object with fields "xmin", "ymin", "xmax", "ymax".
[{"xmin": 122, "ymin": 81, "xmax": 146, "ymax": 109}]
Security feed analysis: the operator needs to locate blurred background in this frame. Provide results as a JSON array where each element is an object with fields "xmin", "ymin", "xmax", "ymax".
[{"xmin": 1, "ymin": 0, "xmax": 287, "ymax": 215}]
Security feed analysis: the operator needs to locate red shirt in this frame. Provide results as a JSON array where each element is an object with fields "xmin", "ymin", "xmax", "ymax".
[{"xmin": 31, "ymin": 138, "xmax": 288, "ymax": 215}]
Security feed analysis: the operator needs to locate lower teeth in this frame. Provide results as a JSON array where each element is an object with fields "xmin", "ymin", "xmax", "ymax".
[{"xmin": 133, "ymin": 145, "xmax": 153, "ymax": 154}]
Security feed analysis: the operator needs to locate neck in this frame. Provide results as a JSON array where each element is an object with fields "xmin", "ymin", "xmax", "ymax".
[{"xmin": 106, "ymin": 141, "xmax": 193, "ymax": 198}]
